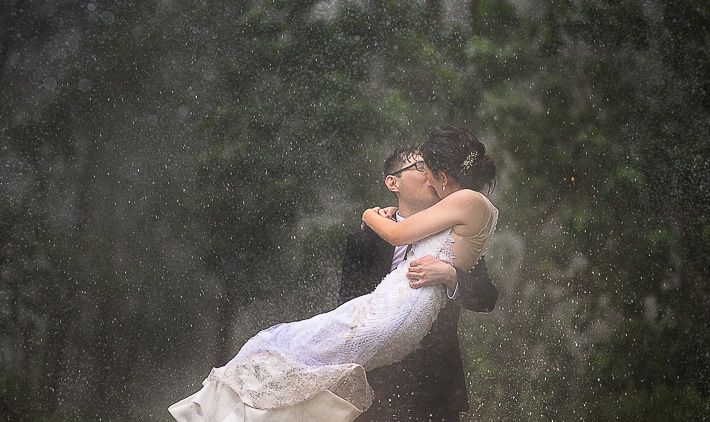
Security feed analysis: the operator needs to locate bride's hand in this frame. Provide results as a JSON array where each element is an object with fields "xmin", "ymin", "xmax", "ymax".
[
  {"xmin": 361, "ymin": 206, "xmax": 398, "ymax": 229},
  {"xmin": 378, "ymin": 206, "xmax": 398, "ymax": 219},
  {"xmin": 361, "ymin": 207, "xmax": 381, "ymax": 230}
]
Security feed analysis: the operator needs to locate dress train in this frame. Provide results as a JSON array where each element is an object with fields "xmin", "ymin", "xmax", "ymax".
[
  {"xmin": 168, "ymin": 379, "xmax": 361, "ymax": 422},
  {"xmin": 169, "ymin": 230, "xmax": 453, "ymax": 421}
]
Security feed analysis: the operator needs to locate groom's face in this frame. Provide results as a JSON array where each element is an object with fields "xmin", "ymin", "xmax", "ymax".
[{"xmin": 396, "ymin": 154, "xmax": 440, "ymax": 211}]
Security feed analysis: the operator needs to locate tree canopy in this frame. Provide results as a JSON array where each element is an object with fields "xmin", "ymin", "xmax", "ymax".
[{"xmin": 1, "ymin": 0, "xmax": 708, "ymax": 420}]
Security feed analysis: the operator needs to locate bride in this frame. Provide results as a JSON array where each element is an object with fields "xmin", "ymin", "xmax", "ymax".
[{"xmin": 169, "ymin": 126, "xmax": 498, "ymax": 421}]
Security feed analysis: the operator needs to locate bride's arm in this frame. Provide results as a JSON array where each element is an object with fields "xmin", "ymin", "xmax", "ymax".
[{"xmin": 362, "ymin": 189, "xmax": 485, "ymax": 246}]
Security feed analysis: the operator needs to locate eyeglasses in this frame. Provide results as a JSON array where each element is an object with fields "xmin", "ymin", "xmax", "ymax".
[{"xmin": 390, "ymin": 161, "xmax": 425, "ymax": 176}]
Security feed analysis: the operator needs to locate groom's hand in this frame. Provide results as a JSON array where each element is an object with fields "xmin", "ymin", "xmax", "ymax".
[{"xmin": 406, "ymin": 255, "xmax": 457, "ymax": 291}]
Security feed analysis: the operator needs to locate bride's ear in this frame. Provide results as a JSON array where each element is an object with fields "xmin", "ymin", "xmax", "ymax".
[{"xmin": 438, "ymin": 171, "xmax": 448, "ymax": 185}]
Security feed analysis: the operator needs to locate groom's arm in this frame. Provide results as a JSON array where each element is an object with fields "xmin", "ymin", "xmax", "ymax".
[
  {"xmin": 406, "ymin": 256, "xmax": 497, "ymax": 313},
  {"xmin": 453, "ymin": 257, "xmax": 498, "ymax": 312}
]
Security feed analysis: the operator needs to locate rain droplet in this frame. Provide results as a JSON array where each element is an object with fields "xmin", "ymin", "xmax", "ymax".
[
  {"xmin": 43, "ymin": 77, "xmax": 57, "ymax": 91},
  {"xmin": 100, "ymin": 11, "xmax": 115, "ymax": 25},
  {"xmin": 78, "ymin": 78, "xmax": 92, "ymax": 92},
  {"xmin": 176, "ymin": 106, "xmax": 190, "ymax": 119}
]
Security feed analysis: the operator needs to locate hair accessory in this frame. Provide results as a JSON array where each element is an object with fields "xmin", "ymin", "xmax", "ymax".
[{"xmin": 461, "ymin": 151, "xmax": 479, "ymax": 170}]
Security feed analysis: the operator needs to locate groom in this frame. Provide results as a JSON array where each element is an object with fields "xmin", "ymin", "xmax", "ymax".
[{"xmin": 339, "ymin": 144, "xmax": 498, "ymax": 421}]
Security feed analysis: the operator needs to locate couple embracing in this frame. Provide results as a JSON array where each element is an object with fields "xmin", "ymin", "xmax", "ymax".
[{"xmin": 170, "ymin": 126, "xmax": 499, "ymax": 421}]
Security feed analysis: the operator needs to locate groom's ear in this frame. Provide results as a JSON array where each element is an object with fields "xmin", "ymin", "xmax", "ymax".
[{"xmin": 384, "ymin": 175, "xmax": 399, "ymax": 192}]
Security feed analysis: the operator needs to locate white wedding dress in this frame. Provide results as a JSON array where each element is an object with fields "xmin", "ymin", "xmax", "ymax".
[{"xmin": 170, "ymin": 198, "xmax": 497, "ymax": 422}]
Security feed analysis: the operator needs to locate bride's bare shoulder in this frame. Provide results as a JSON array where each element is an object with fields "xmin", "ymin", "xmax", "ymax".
[{"xmin": 445, "ymin": 189, "xmax": 489, "ymax": 206}]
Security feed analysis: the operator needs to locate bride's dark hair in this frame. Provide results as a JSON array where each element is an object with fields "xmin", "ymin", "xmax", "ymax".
[{"xmin": 419, "ymin": 125, "xmax": 496, "ymax": 194}]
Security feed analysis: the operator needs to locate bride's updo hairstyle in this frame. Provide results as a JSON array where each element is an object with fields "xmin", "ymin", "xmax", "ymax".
[{"xmin": 419, "ymin": 125, "xmax": 496, "ymax": 194}]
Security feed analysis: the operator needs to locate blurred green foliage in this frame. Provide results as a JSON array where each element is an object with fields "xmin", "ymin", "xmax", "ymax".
[{"xmin": 1, "ymin": 0, "xmax": 708, "ymax": 420}]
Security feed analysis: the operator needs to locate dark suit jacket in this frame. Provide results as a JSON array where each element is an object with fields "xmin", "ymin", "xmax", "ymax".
[{"xmin": 339, "ymin": 228, "xmax": 497, "ymax": 420}]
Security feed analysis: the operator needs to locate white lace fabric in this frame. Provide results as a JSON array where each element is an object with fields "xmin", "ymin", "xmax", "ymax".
[
  {"xmin": 207, "ymin": 229, "xmax": 462, "ymax": 411},
  {"xmin": 207, "ymin": 352, "xmax": 372, "ymax": 411}
]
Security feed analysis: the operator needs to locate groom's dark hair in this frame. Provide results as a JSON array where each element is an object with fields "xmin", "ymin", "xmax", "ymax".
[{"xmin": 382, "ymin": 145, "xmax": 419, "ymax": 177}]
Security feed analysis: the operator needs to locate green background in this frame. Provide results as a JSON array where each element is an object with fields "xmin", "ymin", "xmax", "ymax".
[{"xmin": 1, "ymin": 1, "xmax": 708, "ymax": 420}]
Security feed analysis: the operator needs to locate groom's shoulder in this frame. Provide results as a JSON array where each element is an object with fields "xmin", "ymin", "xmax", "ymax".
[
  {"xmin": 348, "ymin": 227, "xmax": 383, "ymax": 244},
  {"xmin": 345, "ymin": 228, "xmax": 391, "ymax": 256},
  {"xmin": 346, "ymin": 226, "xmax": 371, "ymax": 241}
]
